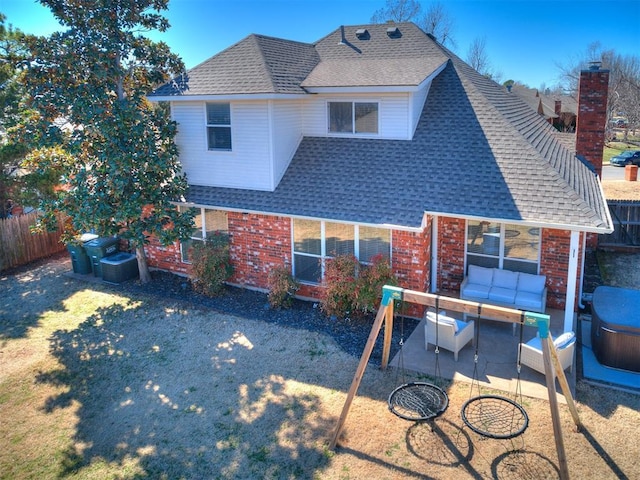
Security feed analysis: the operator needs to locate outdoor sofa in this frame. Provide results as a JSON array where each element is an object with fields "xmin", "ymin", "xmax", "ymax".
[{"xmin": 460, "ymin": 265, "xmax": 547, "ymax": 333}]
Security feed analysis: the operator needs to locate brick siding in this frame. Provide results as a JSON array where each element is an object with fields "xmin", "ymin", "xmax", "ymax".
[
  {"xmin": 576, "ymin": 67, "xmax": 609, "ymax": 178},
  {"xmin": 146, "ymin": 211, "xmax": 579, "ymax": 312}
]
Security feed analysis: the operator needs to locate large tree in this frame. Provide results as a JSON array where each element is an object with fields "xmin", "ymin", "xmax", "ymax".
[
  {"xmin": 370, "ymin": 0, "xmax": 455, "ymax": 46},
  {"xmin": 22, "ymin": 0, "xmax": 194, "ymax": 283},
  {"xmin": 0, "ymin": 15, "xmax": 34, "ymax": 218}
]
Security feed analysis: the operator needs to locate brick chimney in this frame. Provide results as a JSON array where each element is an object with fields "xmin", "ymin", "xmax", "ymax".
[
  {"xmin": 575, "ymin": 62, "xmax": 609, "ymax": 178},
  {"xmin": 555, "ymin": 100, "xmax": 562, "ymax": 116}
]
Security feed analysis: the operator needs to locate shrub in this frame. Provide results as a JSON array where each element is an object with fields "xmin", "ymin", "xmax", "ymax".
[
  {"xmin": 320, "ymin": 253, "xmax": 397, "ymax": 319},
  {"xmin": 354, "ymin": 253, "xmax": 397, "ymax": 314},
  {"xmin": 189, "ymin": 233, "xmax": 233, "ymax": 297},
  {"xmin": 267, "ymin": 265, "xmax": 299, "ymax": 309}
]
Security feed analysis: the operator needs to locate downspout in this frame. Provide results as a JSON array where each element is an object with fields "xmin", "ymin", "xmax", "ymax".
[
  {"xmin": 578, "ymin": 232, "xmax": 587, "ymax": 309},
  {"xmin": 430, "ymin": 215, "xmax": 438, "ymax": 293}
]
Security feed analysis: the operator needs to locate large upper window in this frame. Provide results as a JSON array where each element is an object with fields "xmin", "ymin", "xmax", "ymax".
[
  {"xmin": 179, "ymin": 207, "xmax": 229, "ymax": 262},
  {"xmin": 328, "ymin": 102, "xmax": 378, "ymax": 135},
  {"xmin": 466, "ymin": 221, "xmax": 540, "ymax": 274},
  {"xmin": 293, "ymin": 219, "xmax": 390, "ymax": 283},
  {"xmin": 206, "ymin": 103, "xmax": 232, "ymax": 150}
]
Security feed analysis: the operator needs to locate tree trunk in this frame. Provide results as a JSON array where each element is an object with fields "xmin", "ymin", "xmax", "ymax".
[{"xmin": 136, "ymin": 245, "xmax": 151, "ymax": 284}]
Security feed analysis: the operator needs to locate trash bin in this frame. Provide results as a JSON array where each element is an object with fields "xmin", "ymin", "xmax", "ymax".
[
  {"xmin": 100, "ymin": 252, "xmax": 139, "ymax": 283},
  {"xmin": 84, "ymin": 237, "xmax": 120, "ymax": 277},
  {"xmin": 66, "ymin": 233, "xmax": 99, "ymax": 274}
]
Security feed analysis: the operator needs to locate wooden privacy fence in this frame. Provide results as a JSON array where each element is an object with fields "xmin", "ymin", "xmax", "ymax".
[
  {"xmin": 0, "ymin": 211, "xmax": 66, "ymax": 272},
  {"xmin": 599, "ymin": 200, "xmax": 640, "ymax": 246}
]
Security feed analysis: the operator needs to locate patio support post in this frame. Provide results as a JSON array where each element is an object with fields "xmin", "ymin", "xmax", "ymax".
[{"xmin": 564, "ymin": 230, "xmax": 580, "ymax": 332}]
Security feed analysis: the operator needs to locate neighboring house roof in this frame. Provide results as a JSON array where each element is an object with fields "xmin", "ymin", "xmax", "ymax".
[
  {"xmin": 509, "ymin": 84, "xmax": 558, "ymax": 119},
  {"xmin": 156, "ymin": 22, "xmax": 611, "ymax": 233}
]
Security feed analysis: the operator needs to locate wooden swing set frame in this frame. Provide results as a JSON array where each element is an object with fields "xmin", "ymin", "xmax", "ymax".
[{"xmin": 329, "ymin": 285, "xmax": 582, "ymax": 480}]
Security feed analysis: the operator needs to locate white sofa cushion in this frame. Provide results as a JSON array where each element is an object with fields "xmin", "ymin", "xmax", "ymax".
[
  {"xmin": 493, "ymin": 268, "xmax": 519, "ymax": 289},
  {"xmin": 426, "ymin": 311, "xmax": 458, "ymax": 332},
  {"xmin": 467, "ymin": 265, "xmax": 493, "ymax": 286},
  {"xmin": 489, "ymin": 286, "xmax": 517, "ymax": 303},
  {"xmin": 462, "ymin": 282, "xmax": 490, "ymax": 299},
  {"xmin": 515, "ymin": 291, "xmax": 544, "ymax": 311},
  {"xmin": 518, "ymin": 272, "xmax": 546, "ymax": 294},
  {"xmin": 554, "ymin": 331, "xmax": 576, "ymax": 350}
]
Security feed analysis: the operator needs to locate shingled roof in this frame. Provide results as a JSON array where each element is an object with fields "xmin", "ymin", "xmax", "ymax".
[{"xmin": 156, "ymin": 22, "xmax": 612, "ymax": 233}]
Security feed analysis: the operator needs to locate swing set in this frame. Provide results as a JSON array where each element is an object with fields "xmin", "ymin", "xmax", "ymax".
[{"xmin": 329, "ymin": 285, "xmax": 582, "ymax": 480}]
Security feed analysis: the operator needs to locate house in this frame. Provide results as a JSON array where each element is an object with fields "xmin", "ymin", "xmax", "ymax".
[
  {"xmin": 509, "ymin": 84, "xmax": 577, "ymax": 133},
  {"xmin": 147, "ymin": 22, "xmax": 613, "ymax": 331}
]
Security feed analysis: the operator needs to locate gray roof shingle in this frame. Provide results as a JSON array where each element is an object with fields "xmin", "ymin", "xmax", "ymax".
[
  {"xmin": 152, "ymin": 34, "xmax": 319, "ymax": 96},
  {"xmin": 156, "ymin": 22, "xmax": 611, "ymax": 233}
]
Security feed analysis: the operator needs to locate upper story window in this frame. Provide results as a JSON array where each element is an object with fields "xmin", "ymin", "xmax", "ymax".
[
  {"xmin": 206, "ymin": 103, "xmax": 232, "ymax": 151},
  {"xmin": 328, "ymin": 101, "xmax": 378, "ymax": 135},
  {"xmin": 466, "ymin": 220, "xmax": 540, "ymax": 274},
  {"xmin": 293, "ymin": 219, "xmax": 390, "ymax": 283},
  {"xmin": 179, "ymin": 206, "xmax": 229, "ymax": 263}
]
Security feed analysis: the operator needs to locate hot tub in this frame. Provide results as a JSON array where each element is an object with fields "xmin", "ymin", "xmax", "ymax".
[{"xmin": 591, "ymin": 286, "xmax": 640, "ymax": 373}]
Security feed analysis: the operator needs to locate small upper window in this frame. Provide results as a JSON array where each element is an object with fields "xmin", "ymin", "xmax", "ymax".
[
  {"xmin": 328, "ymin": 102, "xmax": 378, "ymax": 135},
  {"xmin": 206, "ymin": 103, "xmax": 232, "ymax": 150}
]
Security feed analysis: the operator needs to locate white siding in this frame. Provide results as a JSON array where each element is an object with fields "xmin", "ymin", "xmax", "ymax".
[
  {"xmin": 409, "ymin": 80, "xmax": 431, "ymax": 137},
  {"xmin": 271, "ymin": 100, "xmax": 304, "ymax": 186},
  {"xmin": 172, "ymin": 100, "xmax": 272, "ymax": 191},
  {"xmin": 302, "ymin": 93, "xmax": 412, "ymax": 140}
]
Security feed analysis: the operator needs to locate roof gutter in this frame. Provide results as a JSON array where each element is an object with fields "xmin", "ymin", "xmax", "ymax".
[
  {"xmin": 422, "ymin": 210, "xmax": 614, "ymax": 235},
  {"xmin": 173, "ymin": 201, "xmax": 424, "ymax": 232},
  {"xmin": 148, "ymin": 93, "xmax": 310, "ymax": 102}
]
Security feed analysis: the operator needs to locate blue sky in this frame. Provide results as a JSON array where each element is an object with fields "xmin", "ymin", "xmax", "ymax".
[{"xmin": 2, "ymin": 0, "xmax": 639, "ymax": 89}]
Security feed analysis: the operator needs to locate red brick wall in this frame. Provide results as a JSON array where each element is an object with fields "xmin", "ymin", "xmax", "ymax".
[
  {"xmin": 227, "ymin": 212, "xmax": 291, "ymax": 290},
  {"xmin": 146, "ymin": 211, "xmax": 433, "ymax": 304},
  {"xmin": 437, "ymin": 217, "xmax": 466, "ymax": 292},
  {"xmin": 576, "ymin": 67, "xmax": 609, "ymax": 178},
  {"xmin": 392, "ymin": 223, "xmax": 430, "ymax": 293},
  {"xmin": 540, "ymin": 229, "xmax": 583, "ymax": 310},
  {"xmin": 145, "ymin": 236, "xmax": 190, "ymax": 276},
  {"xmin": 145, "ymin": 211, "xmax": 583, "ymax": 312}
]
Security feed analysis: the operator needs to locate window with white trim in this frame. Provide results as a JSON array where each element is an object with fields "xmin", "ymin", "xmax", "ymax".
[
  {"xmin": 179, "ymin": 207, "xmax": 229, "ymax": 262},
  {"xmin": 328, "ymin": 101, "xmax": 378, "ymax": 135},
  {"xmin": 293, "ymin": 219, "xmax": 391, "ymax": 283},
  {"xmin": 206, "ymin": 103, "xmax": 232, "ymax": 150},
  {"xmin": 466, "ymin": 220, "xmax": 540, "ymax": 274}
]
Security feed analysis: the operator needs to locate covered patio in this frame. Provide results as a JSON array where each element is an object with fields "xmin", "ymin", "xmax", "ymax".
[{"xmin": 388, "ymin": 307, "xmax": 576, "ymax": 404}]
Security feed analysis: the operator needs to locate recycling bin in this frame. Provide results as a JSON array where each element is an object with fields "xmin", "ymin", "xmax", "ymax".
[
  {"xmin": 66, "ymin": 233, "xmax": 99, "ymax": 274},
  {"xmin": 100, "ymin": 252, "xmax": 139, "ymax": 283},
  {"xmin": 84, "ymin": 236, "xmax": 120, "ymax": 277}
]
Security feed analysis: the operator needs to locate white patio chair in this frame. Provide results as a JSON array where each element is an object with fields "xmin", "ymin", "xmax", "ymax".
[
  {"xmin": 424, "ymin": 311, "xmax": 474, "ymax": 361},
  {"xmin": 519, "ymin": 331, "xmax": 576, "ymax": 375}
]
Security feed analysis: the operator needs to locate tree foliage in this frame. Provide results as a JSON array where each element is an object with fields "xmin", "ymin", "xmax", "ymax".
[
  {"xmin": 0, "ymin": 15, "xmax": 35, "ymax": 218},
  {"xmin": 21, "ymin": 0, "xmax": 194, "ymax": 282}
]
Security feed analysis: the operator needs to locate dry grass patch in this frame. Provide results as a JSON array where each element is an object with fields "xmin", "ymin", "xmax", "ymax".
[{"xmin": 1, "ymin": 255, "xmax": 639, "ymax": 479}]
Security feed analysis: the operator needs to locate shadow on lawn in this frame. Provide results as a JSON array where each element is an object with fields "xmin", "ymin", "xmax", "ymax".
[
  {"xmin": 37, "ymin": 301, "xmax": 335, "ymax": 479},
  {"xmin": 0, "ymin": 256, "xmax": 75, "ymax": 340}
]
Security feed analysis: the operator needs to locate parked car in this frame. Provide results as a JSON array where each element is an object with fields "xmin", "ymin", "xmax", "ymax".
[{"xmin": 610, "ymin": 150, "xmax": 640, "ymax": 167}]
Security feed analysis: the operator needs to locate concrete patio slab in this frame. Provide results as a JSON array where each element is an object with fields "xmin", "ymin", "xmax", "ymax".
[{"xmin": 389, "ymin": 308, "xmax": 576, "ymax": 404}]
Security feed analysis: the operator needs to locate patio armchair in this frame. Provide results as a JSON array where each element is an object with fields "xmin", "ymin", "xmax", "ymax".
[
  {"xmin": 519, "ymin": 331, "xmax": 576, "ymax": 375},
  {"xmin": 424, "ymin": 310, "xmax": 474, "ymax": 361}
]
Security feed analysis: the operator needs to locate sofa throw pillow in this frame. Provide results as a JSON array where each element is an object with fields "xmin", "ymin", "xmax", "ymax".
[
  {"xmin": 553, "ymin": 331, "xmax": 576, "ymax": 350},
  {"xmin": 518, "ymin": 272, "xmax": 547, "ymax": 294},
  {"xmin": 467, "ymin": 265, "xmax": 493, "ymax": 286},
  {"xmin": 493, "ymin": 268, "xmax": 519, "ymax": 289},
  {"xmin": 426, "ymin": 311, "xmax": 458, "ymax": 332}
]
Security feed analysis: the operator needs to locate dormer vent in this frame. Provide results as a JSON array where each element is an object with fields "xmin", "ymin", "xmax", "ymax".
[
  {"xmin": 355, "ymin": 28, "xmax": 369, "ymax": 40},
  {"xmin": 386, "ymin": 26, "xmax": 400, "ymax": 38}
]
